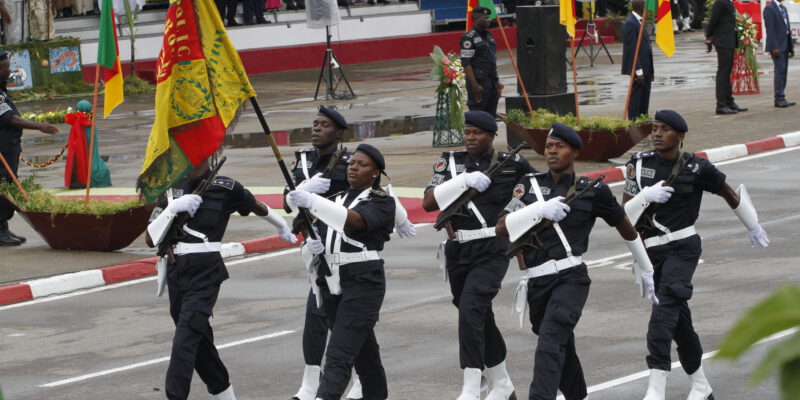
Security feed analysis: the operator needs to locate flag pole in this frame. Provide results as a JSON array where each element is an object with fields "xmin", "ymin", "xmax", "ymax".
[
  {"xmin": 84, "ymin": 64, "xmax": 101, "ymax": 205},
  {"xmin": 0, "ymin": 152, "xmax": 29, "ymax": 201},
  {"xmin": 570, "ymin": 35, "xmax": 580, "ymax": 121},
  {"xmin": 623, "ymin": 9, "xmax": 647, "ymax": 120},
  {"xmin": 494, "ymin": 15, "xmax": 534, "ymax": 115}
]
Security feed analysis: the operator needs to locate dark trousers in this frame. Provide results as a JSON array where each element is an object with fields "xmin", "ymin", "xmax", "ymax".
[
  {"xmin": 243, "ymin": 0, "xmax": 266, "ymax": 22},
  {"xmin": 671, "ymin": 0, "xmax": 689, "ymax": 19},
  {"xmin": 715, "ymin": 47, "xmax": 735, "ymax": 108},
  {"xmin": 773, "ymin": 50, "xmax": 789, "ymax": 101},
  {"xmin": 527, "ymin": 265, "xmax": 590, "ymax": 400},
  {"xmin": 214, "ymin": 0, "xmax": 237, "ymax": 21},
  {"xmin": 645, "ymin": 236, "xmax": 704, "ymax": 374},
  {"xmin": 467, "ymin": 78, "xmax": 500, "ymax": 117},
  {"xmin": 0, "ymin": 148, "xmax": 20, "ymax": 223},
  {"xmin": 166, "ymin": 284, "xmax": 230, "ymax": 400},
  {"xmin": 447, "ymin": 251, "xmax": 508, "ymax": 370},
  {"xmin": 628, "ymin": 78, "xmax": 651, "ymax": 120},
  {"xmin": 302, "ymin": 289, "xmax": 330, "ymax": 366},
  {"xmin": 317, "ymin": 267, "xmax": 387, "ymax": 400}
]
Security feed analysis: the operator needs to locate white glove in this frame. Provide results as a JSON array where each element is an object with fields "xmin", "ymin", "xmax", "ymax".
[
  {"xmin": 395, "ymin": 219, "xmax": 416, "ymax": 238},
  {"xmin": 747, "ymin": 224, "xmax": 769, "ymax": 248},
  {"xmin": 287, "ymin": 190, "xmax": 315, "ymax": 209},
  {"xmin": 306, "ymin": 237, "xmax": 325, "ymax": 255},
  {"xmin": 167, "ymin": 194, "xmax": 203, "ymax": 217},
  {"xmin": 641, "ymin": 270, "xmax": 659, "ymax": 305},
  {"xmin": 278, "ymin": 226, "xmax": 298, "ymax": 244},
  {"xmin": 463, "ymin": 171, "xmax": 491, "ymax": 192},
  {"xmin": 537, "ymin": 196, "xmax": 571, "ymax": 222},
  {"xmin": 641, "ymin": 181, "xmax": 674, "ymax": 204},
  {"xmin": 297, "ymin": 173, "xmax": 331, "ymax": 194}
]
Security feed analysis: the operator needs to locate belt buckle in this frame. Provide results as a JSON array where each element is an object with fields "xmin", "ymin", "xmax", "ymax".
[{"xmin": 455, "ymin": 231, "xmax": 465, "ymax": 242}]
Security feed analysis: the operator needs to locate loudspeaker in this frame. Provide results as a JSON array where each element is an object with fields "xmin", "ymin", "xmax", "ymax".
[
  {"xmin": 505, "ymin": 94, "xmax": 577, "ymax": 148},
  {"xmin": 516, "ymin": 6, "xmax": 567, "ymax": 96}
]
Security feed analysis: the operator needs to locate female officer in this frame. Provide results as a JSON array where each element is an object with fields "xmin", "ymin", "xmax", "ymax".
[{"xmin": 287, "ymin": 143, "xmax": 396, "ymax": 400}]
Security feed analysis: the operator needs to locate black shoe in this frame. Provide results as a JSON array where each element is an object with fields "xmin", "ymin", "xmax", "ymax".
[
  {"xmin": 227, "ymin": 19, "xmax": 241, "ymax": 27},
  {"xmin": 244, "ymin": 20, "xmax": 255, "ymax": 25},
  {"xmin": 256, "ymin": 18, "xmax": 270, "ymax": 24},
  {"xmin": 286, "ymin": 2, "xmax": 297, "ymax": 9},
  {"xmin": 775, "ymin": 100, "xmax": 796, "ymax": 107},
  {"xmin": 367, "ymin": 0, "xmax": 375, "ymax": 4},
  {"xmin": 2, "ymin": 221, "xmax": 25, "ymax": 243},
  {"xmin": 715, "ymin": 107, "xmax": 738, "ymax": 115},
  {"xmin": 729, "ymin": 103, "xmax": 748, "ymax": 112},
  {"xmin": 0, "ymin": 229, "xmax": 22, "ymax": 246}
]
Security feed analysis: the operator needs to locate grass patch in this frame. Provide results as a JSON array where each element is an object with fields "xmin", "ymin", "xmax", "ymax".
[
  {"xmin": 0, "ymin": 177, "xmax": 144, "ymax": 216},
  {"xmin": 12, "ymin": 81, "xmax": 94, "ymax": 103},
  {"xmin": 505, "ymin": 108, "xmax": 651, "ymax": 131},
  {"xmin": 124, "ymin": 75, "xmax": 154, "ymax": 96}
]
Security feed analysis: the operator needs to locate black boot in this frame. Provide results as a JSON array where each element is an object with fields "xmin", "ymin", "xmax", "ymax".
[
  {"xmin": 0, "ymin": 225, "xmax": 21, "ymax": 246},
  {"xmin": 2, "ymin": 221, "xmax": 24, "ymax": 244}
]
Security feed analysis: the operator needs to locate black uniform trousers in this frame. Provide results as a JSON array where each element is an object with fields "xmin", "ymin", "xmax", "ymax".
[
  {"xmin": 645, "ymin": 235, "xmax": 704, "ymax": 374},
  {"xmin": 166, "ymin": 283, "xmax": 230, "ymax": 400},
  {"xmin": 446, "ymin": 245, "xmax": 508, "ymax": 370},
  {"xmin": 317, "ymin": 266, "xmax": 387, "ymax": 400},
  {"xmin": 527, "ymin": 265, "xmax": 590, "ymax": 400},
  {"xmin": 243, "ymin": 0, "xmax": 266, "ymax": 23},
  {"xmin": 715, "ymin": 47, "xmax": 736, "ymax": 108},
  {"xmin": 628, "ymin": 78, "xmax": 652, "ymax": 120},
  {"xmin": 214, "ymin": 0, "xmax": 237, "ymax": 22},
  {"xmin": 0, "ymin": 147, "xmax": 20, "ymax": 222},
  {"xmin": 467, "ymin": 78, "xmax": 500, "ymax": 117},
  {"xmin": 302, "ymin": 288, "xmax": 331, "ymax": 366}
]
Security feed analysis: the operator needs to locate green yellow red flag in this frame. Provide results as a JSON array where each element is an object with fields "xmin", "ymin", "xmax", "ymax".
[
  {"xmin": 466, "ymin": 0, "xmax": 497, "ymax": 31},
  {"xmin": 137, "ymin": 0, "xmax": 255, "ymax": 201},
  {"xmin": 559, "ymin": 0, "xmax": 576, "ymax": 37},
  {"xmin": 97, "ymin": 0, "xmax": 123, "ymax": 118},
  {"xmin": 645, "ymin": 0, "xmax": 675, "ymax": 57}
]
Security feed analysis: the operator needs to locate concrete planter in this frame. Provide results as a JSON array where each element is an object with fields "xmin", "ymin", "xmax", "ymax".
[{"xmin": 506, "ymin": 121, "xmax": 653, "ymax": 161}]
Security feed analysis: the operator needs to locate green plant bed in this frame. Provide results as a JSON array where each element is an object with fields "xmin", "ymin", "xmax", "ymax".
[
  {"xmin": 12, "ymin": 81, "xmax": 94, "ymax": 103},
  {"xmin": 124, "ymin": 75, "xmax": 154, "ymax": 96}
]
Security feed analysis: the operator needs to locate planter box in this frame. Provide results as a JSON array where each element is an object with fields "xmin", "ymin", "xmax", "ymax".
[{"xmin": 506, "ymin": 121, "xmax": 652, "ymax": 162}]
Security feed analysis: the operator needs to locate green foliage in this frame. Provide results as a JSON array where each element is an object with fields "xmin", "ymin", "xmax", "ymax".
[
  {"xmin": 0, "ymin": 36, "xmax": 81, "ymax": 53},
  {"xmin": 21, "ymin": 108, "xmax": 70, "ymax": 124},
  {"xmin": 124, "ymin": 75, "xmax": 154, "ymax": 96},
  {"xmin": 0, "ymin": 177, "xmax": 143, "ymax": 216},
  {"xmin": 505, "ymin": 108, "xmax": 650, "ymax": 131},
  {"xmin": 12, "ymin": 81, "xmax": 93, "ymax": 103},
  {"xmin": 716, "ymin": 285, "xmax": 800, "ymax": 400}
]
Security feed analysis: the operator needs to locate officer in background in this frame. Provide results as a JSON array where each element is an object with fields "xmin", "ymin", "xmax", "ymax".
[
  {"xmin": 147, "ymin": 155, "xmax": 297, "ymax": 400},
  {"xmin": 422, "ymin": 111, "xmax": 535, "ymax": 400},
  {"xmin": 495, "ymin": 123, "xmax": 658, "ymax": 400},
  {"xmin": 461, "ymin": 7, "xmax": 504, "ymax": 117},
  {"xmin": 0, "ymin": 51, "xmax": 60, "ymax": 246},
  {"xmin": 622, "ymin": 110, "xmax": 769, "ymax": 400},
  {"xmin": 287, "ymin": 144, "xmax": 396, "ymax": 400}
]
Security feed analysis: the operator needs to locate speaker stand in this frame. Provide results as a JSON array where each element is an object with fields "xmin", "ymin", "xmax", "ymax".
[
  {"xmin": 575, "ymin": 15, "xmax": 614, "ymax": 67},
  {"xmin": 314, "ymin": 25, "xmax": 356, "ymax": 100}
]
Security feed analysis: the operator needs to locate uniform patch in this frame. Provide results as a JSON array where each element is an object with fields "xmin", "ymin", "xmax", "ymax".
[
  {"xmin": 689, "ymin": 163, "xmax": 700, "ymax": 173},
  {"xmin": 213, "ymin": 177, "xmax": 235, "ymax": 190},
  {"xmin": 540, "ymin": 187, "xmax": 551, "ymax": 196},
  {"xmin": 433, "ymin": 158, "xmax": 448, "ymax": 172},
  {"xmin": 428, "ymin": 174, "xmax": 445, "ymax": 187},
  {"xmin": 624, "ymin": 180, "xmax": 640, "ymax": 196},
  {"xmin": 455, "ymin": 165, "xmax": 466, "ymax": 174},
  {"xmin": 461, "ymin": 49, "xmax": 475, "ymax": 58},
  {"xmin": 513, "ymin": 184, "xmax": 526, "ymax": 198},
  {"xmin": 504, "ymin": 197, "xmax": 526, "ymax": 213},
  {"xmin": 640, "ymin": 167, "xmax": 655, "ymax": 179},
  {"xmin": 626, "ymin": 164, "xmax": 635, "ymax": 179},
  {"xmin": 474, "ymin": 36, "xmax": 483, "ymax": 43},
  {"xmin": 463, "ymin": 40, "xmax": 472, "ymax": 48}
]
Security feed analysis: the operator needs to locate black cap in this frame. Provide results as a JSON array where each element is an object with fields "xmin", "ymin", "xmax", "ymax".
[
  {"xmin": 654, "ymin": 110, "xmax": 688, "ymax": 133},
  {"xmin": 317, "ymin": 105, "xmax": 348, "ymax": 130},
  {"xmin": 0, "ymin": 52, "xmax": 8, "ymax": 62},
  {"xmin": 464, "ymin": 110, "xmax": 498, "ymax": 134},
  {"xmin": 472, "ymin": 6, "xmax": 491, "ymax": 15},
  {"xmin": 548, "ymin": 122, "xmax": 583, "ymax": 149},
  {"xmin": 355, "ymin": 143, "xmax": 385, "ymax": 171}
]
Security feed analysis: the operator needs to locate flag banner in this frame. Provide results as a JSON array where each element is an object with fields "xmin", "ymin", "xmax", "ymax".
[
  {"xmin": 97, "ymin": 0, "xmax": 124, "ymax": 117},
  {"xmin": 466, "ymin": 0, "xmax": 497, "ymax": 31},
  {"xmin": 137, "ymin": 0, "xmax": 255, "ymax": 201},
  {"xmin": 646, "ymin": 0, "xmax": 675, "ymax": 57},
  {"xmin": 559, "ymin": 0, "xmax": 576, "ymax": 37}
]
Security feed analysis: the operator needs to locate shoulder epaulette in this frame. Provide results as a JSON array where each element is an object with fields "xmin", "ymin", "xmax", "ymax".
[
  {"xmin": 212, "ymin": 176, "xmax": 236, "ymax": 190},
  {"xmin": 633, "ymin": 150, "xmax": 656, "ymax": 160},
  {"xmin": 526, "ymin": 171, "xmax": 547, "ymax": 177},
  {"xmin": 298, "ymin": 148, "xmax": 316, "ymax": 153},
  {"xmin": 326, "ymin": 190, "xmax": 345, "ymax": 200},
  {"xmin": 370, "ymin": 188, "xmax": 389, "ymax": 197},
  {"xmin": 464, "ymin": 30, "xmax": 475, "ymax": 38}
]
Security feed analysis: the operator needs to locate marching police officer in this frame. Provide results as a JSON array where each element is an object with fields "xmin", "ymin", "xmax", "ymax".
[
  {"xmin": 461, "ymin": 6, "xmax": 504, "ymax": 117},
  {"xmin": 622, "ymin": 110, "xmax": 769, "ymax": 400},
  {"xmin": 287, "ymin": 143, "xmax": 396, "ymax": 400},
  {"xmin": 422, "ymin": 111, "xmax": 535, "ymax": 400},
  {"xmin": 495, "ymin": 123, "xmax": 658, "ymax": 400},
  {"xmin": 286, "ymin": 106, "xmax": 414, "ymax": 400},
  {"xmin": 0, "ymin": 51, "xmax": 60, "ymax": 246},
  {"xmin": 147, "ymin": 155, "xmax": 297, "ymax": 400}
]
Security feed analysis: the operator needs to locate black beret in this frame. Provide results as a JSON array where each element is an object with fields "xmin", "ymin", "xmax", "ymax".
[
  {"xmin": 472, "ymin": 6, "xmax": 491, "ymax": 15},
  {"xmin": 355, "ymin": 143, "xmax": 385, "ymax": 171},
  {"xmin": 548, "ymin": 122, "xmax": 583, "ymax": 149},
  {"xmin": 0, "ymin": 52, "xmax": 8, "ymax": 62},
  {"xmin": 654, "ymin": 109, "xmax": 688, "ymax": 133},
  {"xmin": 317, "ymin": 105, "xmax": 348, "ymax": 130},
  {"xmin": 464, "ymin": 110, "xmax": 498, "ymax": 134}
]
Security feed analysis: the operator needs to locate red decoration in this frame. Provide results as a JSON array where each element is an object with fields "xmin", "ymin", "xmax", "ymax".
[
  {"xmin": 64, "ymin": 111, "xmax": 92, "ymax": 188},
  {"xmin": 731, "ymin": 50, "xmax": 760, "ymax": 95}
]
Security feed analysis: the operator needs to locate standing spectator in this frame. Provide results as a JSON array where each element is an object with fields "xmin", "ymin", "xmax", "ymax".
[
  {"xmin": 622, "ymin": 0, "xmax": 654, "ymax": 120},
  {"xmin": 215, "ymin": 0, "xmax": 239, "ymax": 26},
  {"xmin": 460, "ymin": 6, "xmax": 503, "ymax": 117},
  {"xmin": 764, "ymin": 0, "xmax": 796, "ymax": 108},
  {"xmin": 243, "ymin": 0, "xmax": 268, "ymax": 24},
  {"xmin": 706, "ymin": 0, "xmax": 746, "ymax": 115}
]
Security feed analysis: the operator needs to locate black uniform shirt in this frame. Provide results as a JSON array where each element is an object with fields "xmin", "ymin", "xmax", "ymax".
[
  {"xmin": 502, "ymin": 172, "xmax": 626, "ymax": 266},
  {"xmin": 623, "ymin": 151, "xmax": 726, "ymax": 238},
  {"xmin": 0, "ymin": 82, "xmax": 23, "ymax": 154},
  {"xmin": 316, "ymin": 188, "xmax": 395, "ymax": 254},
  {"xmin": 460, "ymin": 28, "xmax": 498, "ymax": 81},
  {"xmin": 289, "ymin": 148, "xmax": 352, "ymax": 198}
]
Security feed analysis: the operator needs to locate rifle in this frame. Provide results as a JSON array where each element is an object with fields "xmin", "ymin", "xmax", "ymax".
[
  {"xmin": 635, "ymin": 153, "xmax": 694, "ymax": 232},
  {"xmin": 291, "ymin": 147, "xmax": 347, "ymax": 235},
  {"xmin": 157, "ymin": 156, "xmax": 227, "ymax": 264},
  {"xmin": 433, "ymin": 143, "xmax": 526, "ymax": 239},
  {"xmin": 506, "ymin": 174, "xmax": 605, "ymax": 266}
]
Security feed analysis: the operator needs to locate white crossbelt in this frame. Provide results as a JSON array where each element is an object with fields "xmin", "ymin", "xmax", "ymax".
[
  {"xmin": 455, "ymin": 227, "xmax": 496, "ymax": 243},
  {"xmin": 324, "ymin": 250, "xmax": 381, "ymax": 266},
  {"xmin": 173, "ymin": 242, "xmax": 222, "ymax": 255},
  {"xmin": 643, "ymin": 225, "xmax": 697, "ymax": 248}
]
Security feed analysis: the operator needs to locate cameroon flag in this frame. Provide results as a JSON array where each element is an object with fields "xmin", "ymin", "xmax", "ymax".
[
  {"xmin": 645, "ymin": 0, "xmax": 675, "ymax": 57},
  {"xmin": 466, "ymin": 0, "xmax": 497, "ymax": 31},
  {"xmin": 137, "ymin": 0, "xmax": 255, "ymax": 201},
  {"xmin": 97, "ymin": 0, "xmax": 123, "ymax": 118},
  {"xmin": 559, "ymin": 0, "xmax": 577, "ymax": 37}
]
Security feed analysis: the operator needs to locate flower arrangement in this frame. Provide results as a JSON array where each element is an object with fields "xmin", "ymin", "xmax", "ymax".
[
  {"xmin": 22, "ymin": 107, "xmax": 71, "ymax": 124},
  {"xmin": 429, "ymin": 45, "xmax": 466, "ymax": 133},
  {"xmin": 736, "ymin": 12, "xmax": 760, "ymax": 80}
]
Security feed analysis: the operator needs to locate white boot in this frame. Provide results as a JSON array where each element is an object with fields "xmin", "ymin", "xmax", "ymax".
[
  {"xmin": 346, "ymin": 371, "xmax": 363, "ymax": 399},
  {"xmin": 293, "ymin": 365, "xmax": 321, "ymax": 400},
  {"xmin": 643, "ymin": 369, "xmax": 667, "ymax": 400},
  {"xmin": 687, "ymin": 366, "xmax": 714, "ymax": 400},
  {"xmin": 682, "ymin": 17, "xmax": 695, "ymax": 31},
  {"xmin": 485, "ymin": 361, "xmax": 516, "ymax": 400},
  {"xmin": 457, "ymin": 368, "xmax": 482, "ymax": 400},
  {"xmin": 214, "ymin": 384, "xmax": 236, "ymax": 400},
  {"xmin": 672, "ymin": 19, "xmax": 680, "ymax": 33}
]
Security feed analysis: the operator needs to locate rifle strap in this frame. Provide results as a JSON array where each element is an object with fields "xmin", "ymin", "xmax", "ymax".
[
  {"xmin": 323, "ymin": 149, "xmax": 344, "ymax": 178},
  {"xmin": 529, "ymin": 174, "xmax": 579, "ymax": 257}
]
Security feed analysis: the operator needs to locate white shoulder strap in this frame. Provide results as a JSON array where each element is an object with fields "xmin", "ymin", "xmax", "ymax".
[
  {"xmin": 529, "ymin": 176, "xmax": 573, "ymax": 257},
  {"xmin": 329, "ymin": 189, "xmax": 372, "ymax": 254},
  {"xmin": 635, "ymin": 157, "xmax": 644, "ymax": 191},
  {"xmin": 300, "ymin": 152, "xmax": 311, "ymax": 181},
  {"xmin": 450, "ymin": 151, "xmax": 489, "ymax": 228}
]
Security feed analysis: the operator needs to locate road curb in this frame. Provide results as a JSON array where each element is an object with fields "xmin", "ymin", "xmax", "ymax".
[{"xmin": 2, "ymin": 132, "xmax": 797, "ymax": 306}]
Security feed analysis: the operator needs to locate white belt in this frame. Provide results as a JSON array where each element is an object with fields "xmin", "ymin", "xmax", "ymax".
[
  {"xmin": 524, "ymin": 255, "xmax": 583, "ymax": 278},
  {"xmin": 324, "ymin": 250, "xmax": 381, "ymax": 266},
  {"xmin": 454, "ymin": 227, "xmax": 496, "ymax": 243},
  {"xmin": 643, "ymin": 226, "xmax": 697, "ymax": 248},
  {"xmin": 173, "ymin": 242, "xmax": 222, "ymax": 255}
]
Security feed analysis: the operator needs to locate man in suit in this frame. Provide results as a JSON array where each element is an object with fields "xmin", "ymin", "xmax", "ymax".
[
  {"xmin": 622, "ymin": 0, "xmax": 654, "ymax": 120},
  {"xmin": 764, "ymin": 0, "xmax": 796, "ymax": 108},
  {"xmin": 706, "ymin": 0, "xmax": 748, "ymax": 115}
]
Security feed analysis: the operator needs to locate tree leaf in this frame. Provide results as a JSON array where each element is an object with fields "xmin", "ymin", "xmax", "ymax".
[
  {"xmin": 750, "ymin": 332, "xmax": 800, "ymax": 384},
  {"xmin": 779, "ymin": 358, "xmax": 800, "ymax": 400}
]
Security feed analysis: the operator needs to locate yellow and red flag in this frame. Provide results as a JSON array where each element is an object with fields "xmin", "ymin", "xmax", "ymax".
[
  {"xmin": 137, "ymin": 0, "xmax": 255, "ymax": 201},
  {"xmin": 466, "ymin": 0, "xmax": 497, "ymax": 31},
  {"xmin": 645, "ymin": 0, "xmax": 675, "ymax": 57},
  {"xmin": 97, "ymin": 0, "xmax": 124, "ymax": 118},
  {"xmin": 560, "ymin": 0, "xmax": 577, "ymax": 37}
]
